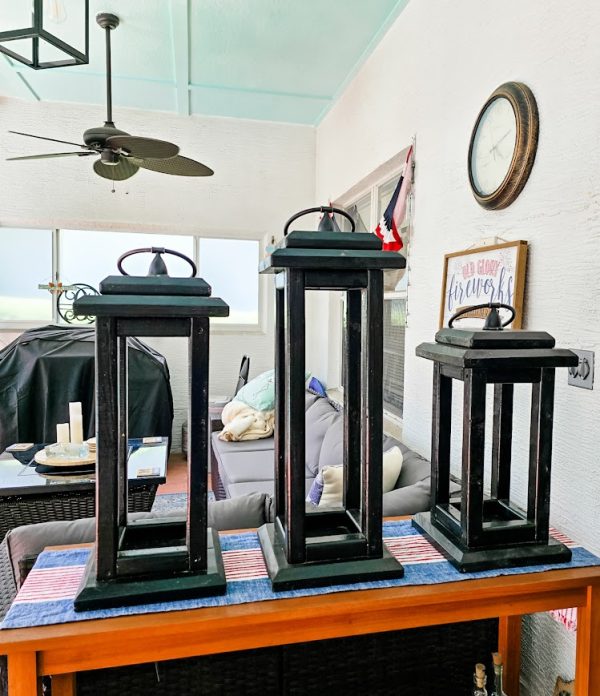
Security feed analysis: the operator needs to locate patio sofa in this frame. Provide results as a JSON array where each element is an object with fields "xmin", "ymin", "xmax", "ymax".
[{"xmin": 211, "ymin": 391, "xmax": 435, "ymax": 516}]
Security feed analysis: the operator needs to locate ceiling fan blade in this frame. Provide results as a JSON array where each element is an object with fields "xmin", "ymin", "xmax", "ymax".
[
  {"xmin": 93, "ymin": 158, "xmax": 139, "ymax": 181},
  {"xmin": 9, "ymin": 130, "xmax": 87, "ymax": 149},
  {"xmin": 132, "ymin": 155, "xmax": 214, "ymax": 177},
  {"xmin": 105, "ymin": 135, "xmax": 179, "ymax": 159},
  {"xmin": 7, "ymin": 151, "xmax": 97, "ymax": 161}
]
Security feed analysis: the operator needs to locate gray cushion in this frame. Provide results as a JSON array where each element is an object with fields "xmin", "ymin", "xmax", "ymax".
[
  {"xmin": 317, "ymin": 413, "xmax": 344, "ymax": 471},
  {"xmin": 5, "ymin": 493, "xmax": 273, "ymax": 587},
  {"xmin": 210, "ymin": 432, "xmax": 274, "ymax": 454},
  {"xmin": 219, "ymin": 450, "xmax": 277, "ymax": 483},
  {"xmin": 228, "ymin": 479, "xmax": 314, "ymax": 499},
  {"xmin": 318, "ymin": 418, "xmax": 411, "ymax": 473},
  {"xmin": 382, "ymin": 478, "xmax": 432, "ymax": 516},
  {"xmin": 395, "ymin": 444, "xmax": 431, "ymax": 487},
  {"xmin": 304, "ymin": 397, "xmax": 340, "ymax": 476}
]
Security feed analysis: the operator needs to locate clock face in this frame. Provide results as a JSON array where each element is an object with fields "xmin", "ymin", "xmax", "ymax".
[{"xmin": 470, "ymin": 96, "xmax": 517, "ymax": 196}]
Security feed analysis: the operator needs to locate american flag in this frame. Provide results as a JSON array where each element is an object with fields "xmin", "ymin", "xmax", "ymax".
[{"xmin": 374, "ymin": 145, "xmax": 413, "ymax": 251}]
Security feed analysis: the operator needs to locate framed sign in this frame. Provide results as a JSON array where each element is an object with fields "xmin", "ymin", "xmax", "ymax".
[{"xmin": 439, "ymin": 240, "xmax": 527, "ymax": 329}]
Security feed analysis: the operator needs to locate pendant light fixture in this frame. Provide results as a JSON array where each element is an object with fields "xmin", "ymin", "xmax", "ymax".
[{"xmin": 0, "ymin": 0, "xmax": 89, "ymax": 69}]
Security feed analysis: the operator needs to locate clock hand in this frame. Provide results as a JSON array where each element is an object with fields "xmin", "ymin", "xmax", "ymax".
[{"xmin": 489, "ymin": 130, "xmax": 512, "ymax": 154}]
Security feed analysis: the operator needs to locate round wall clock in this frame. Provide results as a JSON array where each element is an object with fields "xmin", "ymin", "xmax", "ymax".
[{"xmin": 468, "ymin": 81, "xmax": 539, "ymax": 210}]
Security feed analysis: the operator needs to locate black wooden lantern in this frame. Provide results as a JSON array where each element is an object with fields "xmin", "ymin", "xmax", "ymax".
[
  {"xmin": 258, "ymin": 207, "xmax": 406, "ymax": 590},
  {"xmin": 73, "ymin": 248, "xmax": 229, "ymax": 610},
  {"xmin": 0, "ymin": 0, "xmax": 89, "ymax": 69},
  {"xmin": 413, "ymin": 303, "xmax": 578, "ymax": 572}
]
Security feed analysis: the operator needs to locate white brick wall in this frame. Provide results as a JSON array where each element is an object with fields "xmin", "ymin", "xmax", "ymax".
[
  {"xmin": 0, "ymin": 99, "xmax": 316, "ymax": 451},
  {"xmin": 313, "ymin": 1, "xmax": 600, "ymax": 690}
]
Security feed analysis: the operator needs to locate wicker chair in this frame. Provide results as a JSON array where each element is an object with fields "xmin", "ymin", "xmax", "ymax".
[
  {"xmin": 0, "ymin": 484, "xmax": 158, "ymax": 543},
  {"xmin": 0, "ymin": 531, "xmax": 498, "ymax": 696}
]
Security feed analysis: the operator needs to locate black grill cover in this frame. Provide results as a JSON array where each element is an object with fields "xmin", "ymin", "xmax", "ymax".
[{"xmin": 0, "ymin": 325, "xmax": 173, "ymax": 452}]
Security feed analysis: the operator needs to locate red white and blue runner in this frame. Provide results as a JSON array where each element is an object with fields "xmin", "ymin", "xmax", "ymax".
[{"xmin": 3, "ymin": 520, "xmax": 598, "ymax": 631}]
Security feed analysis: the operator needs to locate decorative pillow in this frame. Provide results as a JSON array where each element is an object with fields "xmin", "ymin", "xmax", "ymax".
[
  {"xmin": 307, "ymin": 447, "xmax": 404, "ymax": 508},
  {"xmin": 307, "ymin": 376, "xmax": 327, "ymax": 397},
  {"xmin": 235, "ymin": 369, "xmax": 311, "ymax": 412}
]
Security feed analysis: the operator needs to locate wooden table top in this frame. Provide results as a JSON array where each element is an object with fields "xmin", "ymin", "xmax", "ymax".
[{"xmin": 1, "ymin": 562, "xmax": 599, "ymax": 677}]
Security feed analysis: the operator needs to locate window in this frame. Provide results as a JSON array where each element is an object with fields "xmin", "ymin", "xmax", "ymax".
[
  {"xmin": 198, "ymin": 239, "xmax": 260, "ymax": 324},
  {"xmin": 0, "ymin": 228, "xmax": 53, "ymax": 322},
  {"xmin": 0, "ymin": 228, "xmax": 262, "ymax": 328},
  {"xmin": 60, "ymin": 230, "xmax": 195, "ymax": 291},
  {"xmin": 336, "ymin": 158, "xmax": 412, "ymax": 423}
]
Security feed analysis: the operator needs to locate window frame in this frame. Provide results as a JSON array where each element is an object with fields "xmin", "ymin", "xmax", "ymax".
[
  {"xmin": 0, "ymin": 226, "xmax": 267, "ymax": 335},
  {"xmin": 331, "ymin": 148, "xmax": 412, "ymax": 433}
]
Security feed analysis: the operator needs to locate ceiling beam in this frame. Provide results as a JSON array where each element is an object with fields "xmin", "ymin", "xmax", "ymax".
[
  {"xmin": 0, "ymin": 55, "xmax": 40, "ymax": 101},
  {"xmin": 169, "ymin": 0, "xmax": 191, "ymax": 116}
]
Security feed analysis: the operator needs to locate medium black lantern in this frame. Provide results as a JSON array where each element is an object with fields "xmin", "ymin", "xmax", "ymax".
[
  {"xmin": 0, "ymin": 0, "xmax": 89, "ymax": 69},
  {"xmin": 413, "ymin": 303, "xmax": 578, "ymax": 572},
  {"xmin": 258, "ymin": 207, "xmax": 406, "ymax": 590},
  {"xmin": 73, "ymin": 248, "xmax": 229, "ymax": 610}
]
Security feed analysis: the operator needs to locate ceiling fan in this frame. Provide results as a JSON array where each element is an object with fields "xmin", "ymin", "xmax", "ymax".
[{"xmin": 6, "ymin": 13, "xmax": 214, "ymax": 183}]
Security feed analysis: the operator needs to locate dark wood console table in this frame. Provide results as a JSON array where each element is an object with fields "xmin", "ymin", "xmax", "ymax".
[{"xmin": 1, "ymin": 556, "xmax": 599, "ymax": 695}]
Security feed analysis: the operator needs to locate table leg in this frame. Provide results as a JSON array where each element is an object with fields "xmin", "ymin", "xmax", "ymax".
[
  {"xmin": 575, "ymin": 583, "xmax": 600, "ymax": 696},
  {"xmin": 52, "ymin": 672, "xmax": 77, "ymax": 696},
  {"xmin": 7, "ymin": 652, "xmax": 39, "ymax": 696},
  {"xmin": 498, "ymin": 615, "xmax": 521, "ymax": 696}
]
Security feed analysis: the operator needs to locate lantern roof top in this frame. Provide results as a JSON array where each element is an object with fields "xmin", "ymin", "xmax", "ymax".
[
  {"xmin": 416, "ymin": 328, "xmax": 578, "ymax": 369},
  {"xmin": 100, "ymin": 275, "xmax": 213, "ymax": 296},
  {"xmin": 73, "ymin": 274, "xmax": 229, "ymax": 318},
  {"xmin": 259, "ymin": 231, "xmax": 406, "ymax": 274}
]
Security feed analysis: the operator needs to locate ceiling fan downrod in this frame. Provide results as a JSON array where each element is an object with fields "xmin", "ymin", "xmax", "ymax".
[{"xmin": 96, "ymin": 13, "xmax": 119, "ymax": 128}]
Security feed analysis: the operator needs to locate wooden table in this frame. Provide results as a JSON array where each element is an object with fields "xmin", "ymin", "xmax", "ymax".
[{"xmin": 1, "ymin": 561, "xmax": 599, "ymax": 695}]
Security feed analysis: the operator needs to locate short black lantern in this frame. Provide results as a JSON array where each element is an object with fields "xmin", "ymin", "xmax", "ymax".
[
  {"xmin": 413, "ymin": 303, "xmax": 578, "ymax": 572},
  {"xmin": 258, "ymin": 207, "xmax": 406, "ymax": 590},
  {"xmin": 0, "ymin": 0, "xmax": 89, "ymax": 69},
  {"xmin": 73, "ymin": 248, "xmax": 229, "ymax": 610}
]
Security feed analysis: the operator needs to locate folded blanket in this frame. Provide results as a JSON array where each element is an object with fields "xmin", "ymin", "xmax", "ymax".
[{"xmin": 218, "ymin": 400, "xmax": 275, "ymax": 442}]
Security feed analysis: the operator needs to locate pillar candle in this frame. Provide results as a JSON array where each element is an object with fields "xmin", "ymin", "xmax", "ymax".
[
  {"xmin": 56, "ymin": 423, "xmax": 70, "ymax": 444},
  {"xmin": 69, "ymin": 402, "xmax": 84, "ymax": 444}
]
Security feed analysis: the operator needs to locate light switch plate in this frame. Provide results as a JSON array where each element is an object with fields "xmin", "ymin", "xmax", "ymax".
[{"xmin": 568, "ymin": 349, "xmax": 594, "ymax": 390}]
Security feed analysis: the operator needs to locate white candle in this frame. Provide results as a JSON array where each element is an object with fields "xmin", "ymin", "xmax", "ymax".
[
  {"xmin": 56, "ymin": 423, "xmax": 70, "ymax": 444},
  {"xmin": 69, "ymin": 402, "xmax": 84, "ymax": 444}
]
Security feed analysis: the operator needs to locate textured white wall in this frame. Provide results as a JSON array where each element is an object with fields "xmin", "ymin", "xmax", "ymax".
[
  {"xmin": 314, "ymin": 1, "xmax": 600, "ymax": 691},
  {"xmin": 0, "ymin": 97, "xmax": 316, "ymax": 449}
]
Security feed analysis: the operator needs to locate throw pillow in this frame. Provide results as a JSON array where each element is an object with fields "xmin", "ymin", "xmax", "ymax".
[
  {"xmin": 308, "ymin": 447, "xmax": 404, "ymax": 508},
  {"xmin": 235, "ymin": 369, "xmax": 311, "ymax": 412}
]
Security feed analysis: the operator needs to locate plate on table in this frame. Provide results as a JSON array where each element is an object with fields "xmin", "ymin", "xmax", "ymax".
[
  {"xmin": 35, "ymin": 462, "xmax": 95, "ymax": 477},
  {"xmin": 34, "ymin": 449, "xmax": 96, "ymax": 468}
]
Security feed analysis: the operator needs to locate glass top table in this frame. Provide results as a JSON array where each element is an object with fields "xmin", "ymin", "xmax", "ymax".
[
  {"xmin": 0, "ymin": 438, "xmax": 168, "ymax": 541},
  {"xmin": 0, "ymin": 438, "xmax": 168, "ymax": 495}
]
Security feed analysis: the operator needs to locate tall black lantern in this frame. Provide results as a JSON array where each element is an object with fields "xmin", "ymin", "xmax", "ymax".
[
  {"xmin": 413, "ymin": 303, "xmax": 578, "ymax": 572},
  {"xmin": 73, "ymin": 248, "xmax": 229, "ymax": 610},
  {"xmin": 0, "ymin": 0, "xmax": 89, "ymax": 69},
  {"xmin": 258, "ymin": 207, "xmax": 406, "ymax": 590}
]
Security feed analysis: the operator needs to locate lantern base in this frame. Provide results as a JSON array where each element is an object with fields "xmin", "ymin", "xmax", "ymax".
[
  {"xmin": 412, "ymin": 512, "xmax": 572, "ymax": 573},
  {"xmin": 74, "ymin": 527, "xmax": 226, "ymax": 611},
  {"xmin": 257, "ymin": 522, "xmax": 404, "ymax": 592}
]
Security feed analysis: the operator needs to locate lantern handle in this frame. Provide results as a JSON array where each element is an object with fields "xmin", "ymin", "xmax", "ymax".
[
  {"xmin": 448, "ymin": 302, "xmax": 516, "ymax": 330},
  {"xmin": 117, "ymin": 247, "xmax": 197, "ymax": 277},
  {"xmin": 283, "ymin": 206, "xmax": 355, "ymax": 236}
]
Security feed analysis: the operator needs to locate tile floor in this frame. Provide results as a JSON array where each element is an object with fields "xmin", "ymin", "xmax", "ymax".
[{"xmin": 157, "ymin": 453, "xmax": 188, "ymax": 495}]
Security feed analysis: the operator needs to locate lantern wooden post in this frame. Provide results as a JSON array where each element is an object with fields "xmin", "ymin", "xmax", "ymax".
[
  {"xmin": 73, "ymin": 249, "xmax": 229, "ymax": 610},
  {"xmin": 413, "ymin": 303, "xmax": 578, "ymax": 572},
  {"xmin": 257, "ymin": 208, "xmax": 406, "ymax": 590}
]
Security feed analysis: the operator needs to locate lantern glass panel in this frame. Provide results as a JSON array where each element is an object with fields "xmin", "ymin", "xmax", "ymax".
[
  {"xmin": 41, "ymin": 0, "xmax": 87, "ymax": 54},
  {"xmin": 0, "ymin": 38, "xmax": 33, "ymax": 63}
]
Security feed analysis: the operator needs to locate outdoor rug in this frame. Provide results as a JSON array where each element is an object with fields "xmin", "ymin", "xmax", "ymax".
[{"xmin": 3, "ymin": 520, "xmax": 598, "ymax": 630}]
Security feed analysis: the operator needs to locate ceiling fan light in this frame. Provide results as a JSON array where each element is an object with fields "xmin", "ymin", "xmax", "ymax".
[{"xmin": 100, "ymin": 149, "xmax": 120, "ymax": 166}]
